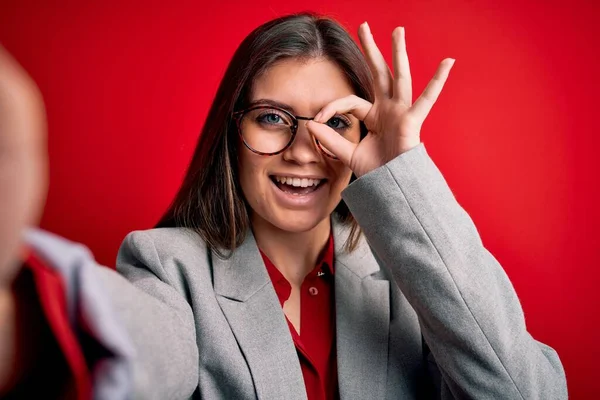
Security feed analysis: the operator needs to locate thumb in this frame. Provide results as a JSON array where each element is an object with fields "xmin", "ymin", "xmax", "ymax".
[{"xmin": 306, "ymin": 120, "xmax": 356, "ymax": 166}]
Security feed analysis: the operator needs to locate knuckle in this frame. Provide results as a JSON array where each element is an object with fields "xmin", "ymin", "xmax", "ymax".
[{"xmin": 349, "ymin": 95, "xmax": 363, "ymax": 108}]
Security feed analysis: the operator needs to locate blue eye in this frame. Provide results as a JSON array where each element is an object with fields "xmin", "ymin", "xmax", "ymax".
[
  {"xmin": 265, "ymin": 114, "xmax": 282, "ymax": 124},
  {"xmin": 326, "ymin": 116, "xmax": 350, "ymax": 130},
  {"xmin": 257, "ymin": 112, "xmax": 288, "ymax": 125}
]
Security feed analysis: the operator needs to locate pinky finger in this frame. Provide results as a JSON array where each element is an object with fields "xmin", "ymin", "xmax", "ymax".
[
  {"xmin": 411, "ymin": 58, "xmax": 455, "ymax": 120},
  {"xmin": 306, "ymin": 120, "xmax": 357, "ymax": 166}
]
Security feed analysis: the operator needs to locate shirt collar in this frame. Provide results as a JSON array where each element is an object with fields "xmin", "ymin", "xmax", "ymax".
[
  {"xmin": 318, "ymin": 234, "xmax": 335, "ymax": 276},
  {"xmin": 260, "ymin": 233, "xmax": 335, "ymax": 280}
]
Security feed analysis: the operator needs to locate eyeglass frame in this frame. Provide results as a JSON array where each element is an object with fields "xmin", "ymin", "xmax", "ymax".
[{"xmin": 232, "ymin": 105, "xmax": 338, "ymax": 158}]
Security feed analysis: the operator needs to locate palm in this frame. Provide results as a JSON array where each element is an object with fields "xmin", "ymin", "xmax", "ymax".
[
  {"xmin": 351, "ymin": 102, "xmax": 412, "ymax": 177},
  {"xmin": 308, "ymin": 23, "xmax": 454, "ymax": 178}
]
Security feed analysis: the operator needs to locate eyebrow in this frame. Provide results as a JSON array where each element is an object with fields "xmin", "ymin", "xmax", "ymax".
[
  {"xmin": 246, "ymin": 98, "xmax": 358, "ymax": 121},
  {"xmin": 248, "ymin": 99, "xmax": 296, "ymax": 114}
]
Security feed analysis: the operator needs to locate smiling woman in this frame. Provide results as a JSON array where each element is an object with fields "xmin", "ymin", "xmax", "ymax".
[
  {"xmin": 238, "ymin": 59, "xmax": 360, "ymax": 243},
  {"xmin": 156, "ymin": 15, "xmax": 373, "ymax": 258},
  {"xmin": 0, "ymin": 11, "xmax": 568, "ymax": 400}
]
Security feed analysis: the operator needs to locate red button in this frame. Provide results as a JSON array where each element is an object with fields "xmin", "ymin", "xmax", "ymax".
[{"xmin": 308, "ymin": 287, "xmax": 319, "ymax": 296}]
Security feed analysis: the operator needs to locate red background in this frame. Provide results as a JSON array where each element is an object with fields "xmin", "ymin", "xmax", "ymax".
[{"xmin": 1, "ymin": 0, "xmax": 598, "ymax": 398}]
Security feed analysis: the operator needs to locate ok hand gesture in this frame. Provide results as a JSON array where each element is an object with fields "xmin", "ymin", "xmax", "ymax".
[{"xmin": 308, "ymin": 23, "xmax": 454, "ymax": 178}]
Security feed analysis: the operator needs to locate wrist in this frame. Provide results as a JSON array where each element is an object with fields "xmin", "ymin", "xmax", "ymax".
[
  {"xmin": 0, "ymin": 278, "xmax": 25, "ymax": 394},
  {"xmin": 0, "ymin": 268, "xmax": 69, "ymax": 397}
]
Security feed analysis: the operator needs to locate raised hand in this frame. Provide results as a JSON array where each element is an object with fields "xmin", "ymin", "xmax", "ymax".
[
  {"xmin": 0, "ymin": 46, "xmax": 47, "ymax": 292},
  {"xmin": 0, "ymin": 44, "xmax": 49, "ymax": 395},
  {"xmin": 307, "ymin": 23, "xmax": 454, "ymax": 178}
]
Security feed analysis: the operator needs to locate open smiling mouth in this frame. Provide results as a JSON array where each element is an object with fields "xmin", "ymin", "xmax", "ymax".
[{"xmin": 270, "ymin": 176, "xmax": 327, "ymax": 196}]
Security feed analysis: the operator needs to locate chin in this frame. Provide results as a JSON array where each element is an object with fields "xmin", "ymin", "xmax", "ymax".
[{"xmin": 268, "ymin": 210, "xmax": 330, "ymax": 234}]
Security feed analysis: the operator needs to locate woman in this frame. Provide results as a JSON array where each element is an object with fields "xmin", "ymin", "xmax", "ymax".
[{"xmin": 0, "ymin": 13, "xmax": 566, "ymax": 400}]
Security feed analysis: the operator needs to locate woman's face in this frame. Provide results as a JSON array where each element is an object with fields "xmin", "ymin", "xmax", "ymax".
[{"xmin": 238, "ymin": 57, "xmax": 361, "ymax": 234}]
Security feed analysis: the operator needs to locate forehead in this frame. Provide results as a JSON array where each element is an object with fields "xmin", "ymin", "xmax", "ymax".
[{"xmin": 250, "ymin": 58, "xmax": 355, "ymax": 114}]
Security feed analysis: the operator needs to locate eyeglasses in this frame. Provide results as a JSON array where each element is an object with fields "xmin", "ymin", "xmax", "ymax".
[{"xmin": 232, "ymin": 105, "xmax": 358, "ymax": 158}]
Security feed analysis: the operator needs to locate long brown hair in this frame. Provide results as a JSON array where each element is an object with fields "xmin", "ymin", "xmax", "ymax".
[{"xmin": 157, "ymin": 12, "xmax": 374, "ymax": 257}]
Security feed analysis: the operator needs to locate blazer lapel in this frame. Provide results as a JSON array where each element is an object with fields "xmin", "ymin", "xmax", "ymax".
[
  {"xmin": 213, "ymin": 231, "xmax": 307, "ymax": 400},
  {"xmin": 334, "ymin": 222, "xmax": 390, "ymax": 400}
]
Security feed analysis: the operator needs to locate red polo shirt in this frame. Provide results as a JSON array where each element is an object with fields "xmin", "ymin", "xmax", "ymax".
[{"xmin": 260, "ymin": 236, "xmax": 338, "ymax": 400}]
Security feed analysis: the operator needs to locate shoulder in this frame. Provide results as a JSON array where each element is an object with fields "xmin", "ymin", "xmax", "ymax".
[
  {"xmin": 118, "ymin": 227, "xmax": 211, "ymax": 273},
  {"xmin": 122, "ymin": 227, "xmax": 206, "ymax": 251}
]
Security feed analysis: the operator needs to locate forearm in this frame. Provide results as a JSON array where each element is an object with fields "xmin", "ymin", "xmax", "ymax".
[
  {"xmin": 94, "ymin": 266, "xmax": 200, "ymax": 400},
  {"xmin": 16, "ymin": 229, "xmax": 200, "ymax": 400}
]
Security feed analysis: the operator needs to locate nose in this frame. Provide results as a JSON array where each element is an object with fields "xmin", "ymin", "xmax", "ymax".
[{"xmin": 281, "ymin": 120, "xmax": 322, "ymax": 165}]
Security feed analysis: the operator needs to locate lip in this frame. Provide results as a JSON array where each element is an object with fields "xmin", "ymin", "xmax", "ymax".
[
  {"xmin": 269, "ymin": 173, "xmax": 327, "ymax": 180},
  {"xmin": 269, "ymin": 176, "xmax": 327, "ymax": 208}
]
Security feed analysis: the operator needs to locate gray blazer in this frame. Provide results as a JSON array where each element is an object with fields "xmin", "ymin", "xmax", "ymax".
[{"xmin": 27, "ymin": 144, "xmax": 567, "ymax": 399}]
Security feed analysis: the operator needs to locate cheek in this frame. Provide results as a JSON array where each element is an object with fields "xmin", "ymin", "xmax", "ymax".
[
  {"xmin": 328, "ymin": 163, "xmax": 354, "ymax": 197},
  {"xmin": 239, "ymin": 151, "xmax": 269, "ymax": 204}
]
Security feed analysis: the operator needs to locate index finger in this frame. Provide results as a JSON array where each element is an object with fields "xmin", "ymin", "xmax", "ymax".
[{"xmin": 314, "ymin": 94, "xmax": 372, "ymax": 124}]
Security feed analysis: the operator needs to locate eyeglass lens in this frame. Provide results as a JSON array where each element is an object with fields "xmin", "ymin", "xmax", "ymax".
[{"xmin": 238, "ymin": 106, "xmax": 350, "ymax": 157}]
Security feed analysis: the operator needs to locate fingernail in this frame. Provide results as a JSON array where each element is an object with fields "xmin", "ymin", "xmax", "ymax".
[
  {"xmin": 363, "ymin": 21, "xmax": 371, "ymax": 34},
  {"xmin": 394, "ymin": 26, "xmax": 405, "ymax": 38},
  {"xmin": 314, "ymin": 113, "xmax": 323, "ymax": 123}
]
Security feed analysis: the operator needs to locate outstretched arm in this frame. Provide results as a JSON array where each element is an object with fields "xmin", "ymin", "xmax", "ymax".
[{"xmin": 0, "ymin": 46, "xmax": 199, "ymax": 400}]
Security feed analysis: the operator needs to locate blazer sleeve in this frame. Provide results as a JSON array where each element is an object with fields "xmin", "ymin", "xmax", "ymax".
[
  {"xmin": 23, "ymin": 229, "xmax": 199, "ymax": 400},
  {"xmin": 341, "ymin": 144, "xmax": 567, "ymax": 400},
  {"xmin": 114, "ymin": 230, "xmax": 199, "ymax": 400}
]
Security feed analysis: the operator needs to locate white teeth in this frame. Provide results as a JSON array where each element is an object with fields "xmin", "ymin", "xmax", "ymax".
[{"xmin": 274, "ymin": 176, "xmax": 322, "ymax": 187}]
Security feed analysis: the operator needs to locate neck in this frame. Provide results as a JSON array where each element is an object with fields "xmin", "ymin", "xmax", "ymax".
[{"xmin": 251, "ymin": 215, "xmax": 331, "ymax": 287}]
